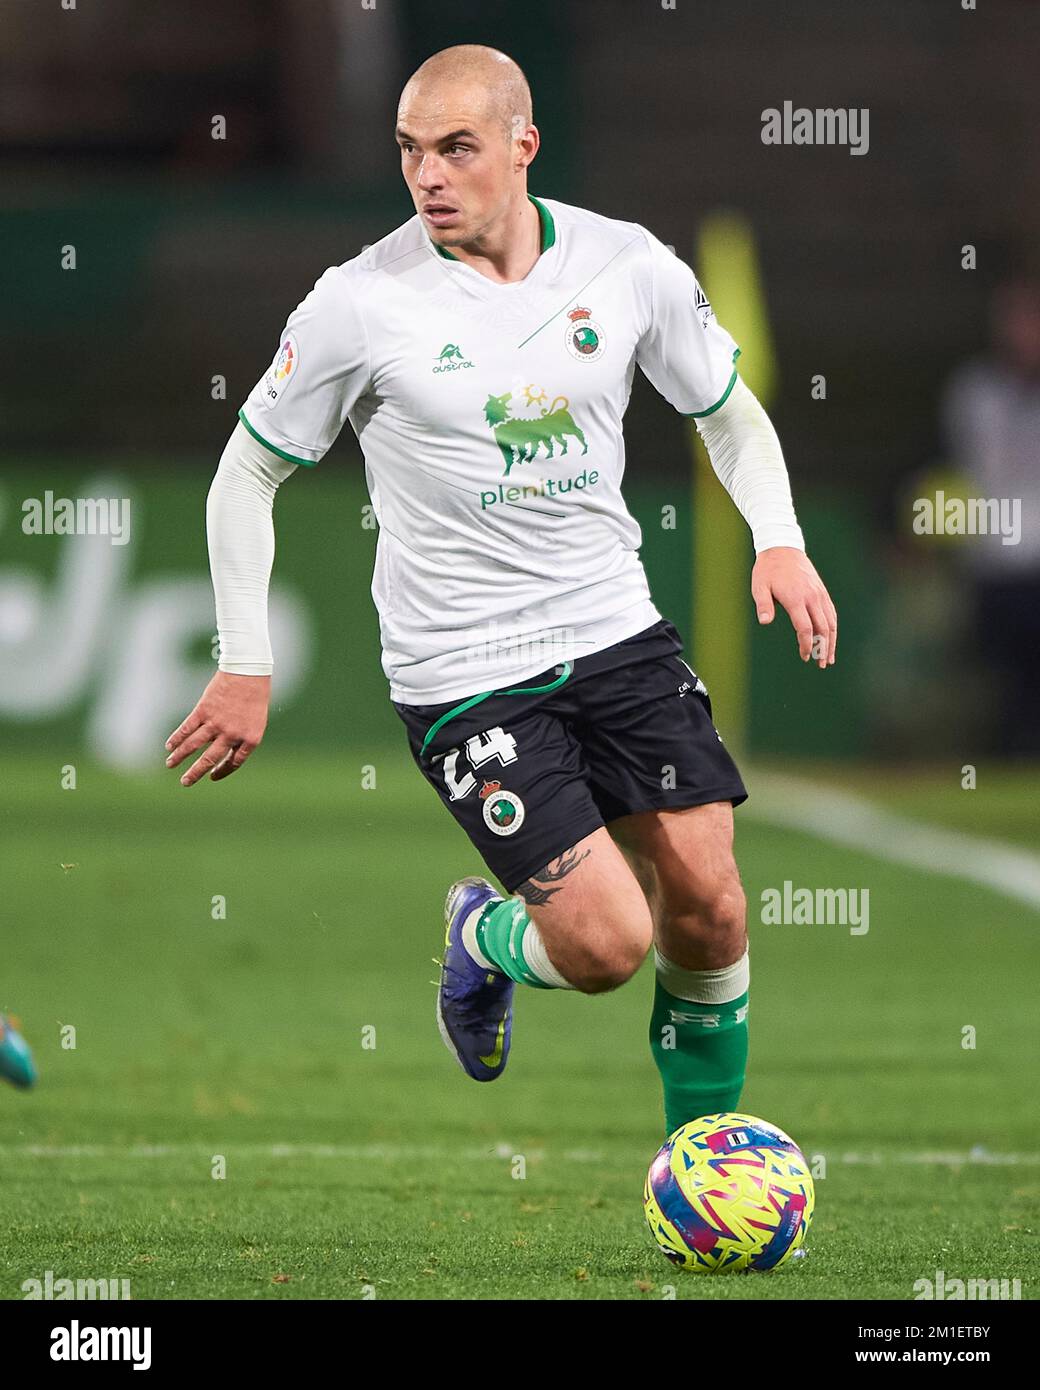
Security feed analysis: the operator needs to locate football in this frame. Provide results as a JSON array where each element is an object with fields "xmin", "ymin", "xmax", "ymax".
[{"xmin": 644, "ymin": 1112, "xmax": 814, "ymax": 1273}]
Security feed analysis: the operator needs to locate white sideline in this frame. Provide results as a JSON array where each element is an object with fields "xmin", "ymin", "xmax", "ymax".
[
  {"xmin": 743, "ymin": 772, "xmax": 1040, "ymax": 911},
  {"xmin": 2, "ymin": 1143, "xmax": 1037, "ymax": 1167}
]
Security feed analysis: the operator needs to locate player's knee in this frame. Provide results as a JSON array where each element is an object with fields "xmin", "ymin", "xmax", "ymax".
[
  {"xmin": 572, "ymin": 946, "xmax": 647, "ymax": 994},
  {"xmin": 709, "ymin": 879, "xmax": 747, "ymax": 940},
  {"xmin": 569, "ymin": 912, "xmax": 653, "ymax": 994},
  {"xmin": 667, "ymin": 875, "xmax": 747, "ymax": 957}
]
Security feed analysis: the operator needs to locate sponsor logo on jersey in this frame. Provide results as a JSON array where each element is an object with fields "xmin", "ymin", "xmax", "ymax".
[
  {"xmin": 564, "ymin": 305, "xmax": 606, "ymax": 362},
  {"xmin": 482, "ymin": 789, "xmax": 525, "ymax": 836},
  {"xmin": 482, "ymin": 388, "xmax": 588, "ymax": 476},
  {"xmin": 260, "ymin": 332, "xmax": 299, "ymax": 409},
  {"xmin": 432, "ymin": 342, "xmax": 475, "ymax": 373},
  {"xmin": 478, "ymin": 469, "xmax": 600, "ymax": 511}
]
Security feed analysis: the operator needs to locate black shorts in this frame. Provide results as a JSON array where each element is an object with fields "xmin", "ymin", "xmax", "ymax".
[{"xmin": 393, "ymin": 619, "xmax": 748, "ymax": 893}]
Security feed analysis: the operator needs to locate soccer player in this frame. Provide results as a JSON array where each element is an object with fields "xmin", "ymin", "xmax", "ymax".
[{"xmin": 166, "ymin": 46, "xmax": 837, "ymax": 1138}]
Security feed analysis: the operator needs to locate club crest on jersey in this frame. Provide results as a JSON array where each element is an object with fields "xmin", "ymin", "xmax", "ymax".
[
  {"xmin": 482, "ymin": 789, "xmax": 526, "ymax": 836},
  {"xmin": 260, "ymin": 333, "xmax": 299, "ymax": 409},
  {"xmin": 564, "ymin": 305, "xmax": 605, "ymax": 362}
]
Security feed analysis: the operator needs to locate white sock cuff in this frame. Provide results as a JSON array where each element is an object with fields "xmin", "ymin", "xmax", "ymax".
[
  {"xmin": 522, "ymin": 920, "xmax": 575, "ymax": 990},
  {"xmin": 654, "ymin": 946, "xmax": 749, "ymax": 1004},
  {"xmin": 461, "ymin": 906, "xmax": 496, "ymax": 972}
]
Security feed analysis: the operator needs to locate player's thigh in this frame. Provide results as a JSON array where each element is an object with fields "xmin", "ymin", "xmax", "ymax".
[
  {"xmin": 515, "ymin": 826, "xmax": 654, "ymax": 991},
  {"xmin": 610, "ymin": 803, "xmax": 747, "ymax": 967},
  {"xmin": 396, "ymin": 694, "xmax": 598, "ymax": 886},
  {"xmin": 395, "ymin": 695, "xmax": 652, "ymax": 985},
  {"xmin": 574, "ymin": 644, "xmax": 748, "ymax": 851}
]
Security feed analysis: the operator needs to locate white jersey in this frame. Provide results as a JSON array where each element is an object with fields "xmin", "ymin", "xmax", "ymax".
[{"xmin": 240, "ymin": 196, "xmax": 740, "ymax": 704}]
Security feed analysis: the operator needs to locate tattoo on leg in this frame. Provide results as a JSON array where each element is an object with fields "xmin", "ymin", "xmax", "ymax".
[{"xmin": 515, "ymin": 846, "xmax": 590, "ymax": 907}]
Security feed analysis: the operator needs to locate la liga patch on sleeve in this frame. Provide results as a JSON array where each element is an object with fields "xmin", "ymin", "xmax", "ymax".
[{"xmin": 260, "ymin": 332, "xmax": 299, "ymax": 410}]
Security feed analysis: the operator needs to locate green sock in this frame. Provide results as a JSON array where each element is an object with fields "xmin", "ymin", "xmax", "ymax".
[
  {"xmin": 473, "ymin": 898, "xmax": 557, "ymax": 989},
  {"xmin": 649, "ymin": 976, "xmax": 749, "ymax": 1139}
]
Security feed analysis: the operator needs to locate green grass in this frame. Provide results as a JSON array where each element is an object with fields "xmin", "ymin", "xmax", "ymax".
[
  {"xmin": 767, "ymin": 759, "xmax": 1040, "ymax": 850},
  {"xmin": 1, "ymin": 752, "xmax": 1038, "ymax": 1300}
]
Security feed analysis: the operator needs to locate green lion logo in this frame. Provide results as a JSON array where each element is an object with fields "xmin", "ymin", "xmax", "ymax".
[{"xmin": 483, "ymin": 391, "xmax": 588, "ymax": 476}]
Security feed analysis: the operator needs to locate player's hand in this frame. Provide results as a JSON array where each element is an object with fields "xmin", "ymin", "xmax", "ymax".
[
  {"xmin": 165, "ymin": 672, "xmax": 271, "ymax": 785},
  {"xmin": 751, "ymin": 547, "xmax": 837, "ymax": 668}
]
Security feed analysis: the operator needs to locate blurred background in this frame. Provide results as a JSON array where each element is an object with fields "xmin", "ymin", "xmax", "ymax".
[
  {"xmin": 2, "ymin": 0, "xmax": 1038, "ymax": 765},
  {"xmin": 2, "ymin": 0, "xmax": 1039, "ymax": 1303}
]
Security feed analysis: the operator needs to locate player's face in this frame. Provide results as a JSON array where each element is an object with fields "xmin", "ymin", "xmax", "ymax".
[{"xmin": 395, "ymin": 88, "xmax": 519, "ymax": 249}]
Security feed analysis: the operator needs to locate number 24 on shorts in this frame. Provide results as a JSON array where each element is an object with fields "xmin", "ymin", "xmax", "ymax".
[{"xmin": 442, "ymin": 726, "xmax": 518, "ymax": 802}]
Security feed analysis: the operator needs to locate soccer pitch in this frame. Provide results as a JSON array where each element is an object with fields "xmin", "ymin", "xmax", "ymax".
[{"xmin": 2, "ymin": 752, "xmax": 1037, "ymax": 1301}]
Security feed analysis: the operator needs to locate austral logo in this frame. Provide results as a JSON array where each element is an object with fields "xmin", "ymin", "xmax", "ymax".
[
  {"xmin": 564, "ymin": 305, "xmax": 605, "ymax": 361},
  {"xmin": 432, "ymin": 342, "xmax": 474, "ymax": 373}
]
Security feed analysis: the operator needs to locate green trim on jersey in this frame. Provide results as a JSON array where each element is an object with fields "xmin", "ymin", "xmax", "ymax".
[
  {"xmin": 684, "ymin": 348, "xmax": 743, "ymax": 419},
  {"xmin": 418, "ymin": 660, "xmax": 573, "ymax": 758},
  {"xmin": 433, "ymin": 195, "xmax": 556, "ymax": 262},
  {"xmin": 531, "ymin": 195, "xmax": 556, "ymax": 251},
  {"xmin": 238, "ymin": 409, "xmax": 318, "ymax": 468}
]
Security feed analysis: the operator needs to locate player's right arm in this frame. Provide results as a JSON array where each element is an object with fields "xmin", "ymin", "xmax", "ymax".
[
  {"xmin": 166, "ymin": 264, "xmax": 372, "ymax": 786},
  {"xmin": 165, "ymin": 422, "xmax": 295, "ymax": 785}
]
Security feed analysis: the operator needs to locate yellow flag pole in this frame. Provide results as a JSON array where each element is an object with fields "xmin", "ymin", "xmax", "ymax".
[{"xmin": 690, "ymin": 212, "xmax": 777, "ymax": 755}]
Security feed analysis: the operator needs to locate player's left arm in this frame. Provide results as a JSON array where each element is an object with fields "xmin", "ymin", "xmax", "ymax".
[
  {"xmin": 633, "ymin": 227, "xmax": 836, "ymax": 669},
  {"xmin": 694, "ymin": 377, "xmax": 837, "ymax": 669}
]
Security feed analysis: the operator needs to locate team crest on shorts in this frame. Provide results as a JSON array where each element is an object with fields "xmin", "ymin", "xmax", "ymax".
[
  {"xmin": 565, "ymin": 305, "xmax": 605, "ymax": 362},
  {"xmin": 482, "ymin": 788, "xmax": 526, "ymax": 836},
  {"xmin": 260, "ymin": 332, "xmax": 298, "ymax": 409}
]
